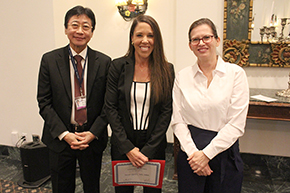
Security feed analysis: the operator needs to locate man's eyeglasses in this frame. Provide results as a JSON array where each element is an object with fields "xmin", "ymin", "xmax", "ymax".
[
  {"xmin": 190, "ymin": 35, "xmax": 214, "ymax": 46},
  {"xmin": 68, "ymin": 22, "xmax": 92, "ymax": 31}
]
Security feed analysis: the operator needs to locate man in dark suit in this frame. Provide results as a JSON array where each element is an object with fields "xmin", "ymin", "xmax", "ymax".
[{"xmin": 37, "ymin": 5, "xmax": 110, "ymax": 193}]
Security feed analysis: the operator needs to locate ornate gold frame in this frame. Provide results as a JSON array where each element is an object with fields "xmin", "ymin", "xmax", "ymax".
[
  {"xmin": 271, "ymin": 43, "xmax": 290, "ymax": 67},
  {"xmin": 223, "ymin": 0, "xmax": 290, "ymax": 67},
  {"xmin": 223, "ymin": 39, "xmax": 250, "ymax": 67}
]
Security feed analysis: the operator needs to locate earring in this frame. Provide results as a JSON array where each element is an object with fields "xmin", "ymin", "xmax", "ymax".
[{"xmin": 132, "ymin": 42, "xmax": 134, "ymax": 45}]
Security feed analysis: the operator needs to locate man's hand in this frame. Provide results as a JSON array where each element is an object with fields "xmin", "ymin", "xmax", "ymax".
[
  {"xmin": 64, "ymin": 131, "xmax": 95, "ymax": 150},
  {"xmin": 126, "ymin": 147, "xmax": 149, "ymax": 168},
  {"xmin": 71, "ymin": 131, "xmax": 96, "ymax": 150},
  {"xmin": 63, "ymin": 132, "xmax": 79, "ymax": 147}
]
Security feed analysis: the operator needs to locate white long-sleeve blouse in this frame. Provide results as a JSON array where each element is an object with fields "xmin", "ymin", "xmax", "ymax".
[{"xmin": 172, "ymin": 56, "xmax": 249, "ymax": 160}]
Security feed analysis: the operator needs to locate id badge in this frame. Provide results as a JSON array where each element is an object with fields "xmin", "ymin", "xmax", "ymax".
[{"xmin": 75, "ymin": 96, "xmax": 86, "ymax": 110}]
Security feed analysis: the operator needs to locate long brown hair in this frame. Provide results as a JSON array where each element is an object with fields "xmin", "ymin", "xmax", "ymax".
[{"xmin": 126, "ymin": 15, "xmax": 173, "ymax": 104}]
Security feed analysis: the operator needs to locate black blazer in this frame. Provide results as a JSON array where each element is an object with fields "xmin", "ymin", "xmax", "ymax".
[
  {"xmin": 105, "ymin": 56, "xmax": 174, "ymax": 159},
  {"xmin": 37, "ymin": 45, "xmax": 111, "ymax": 153}
]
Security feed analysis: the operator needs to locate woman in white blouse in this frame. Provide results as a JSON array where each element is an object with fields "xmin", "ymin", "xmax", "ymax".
[{"xmin": 172, "ymin": 18, "xmax": 249, "ymax": 193}]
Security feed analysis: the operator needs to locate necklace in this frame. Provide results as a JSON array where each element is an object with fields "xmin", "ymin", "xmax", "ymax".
[{"xmin": 137, "ymin": 64, "xmax": 148, "ymax": 72}]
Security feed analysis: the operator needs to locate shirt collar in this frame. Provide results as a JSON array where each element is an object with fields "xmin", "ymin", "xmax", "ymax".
[
  {"xmin": 192, "ymin": 56, "xmax": 226, "ymax": 77},
  {"xmin": 215, "ymin": 56, "xmax": 226, "ymax": 75},
  {"xmin": 69, "ymin": 46, "xmax": 88, "ymax": 59},
  {"xmin": 192, "ymin": 62, "xmax": 200, "ymax": 77}
]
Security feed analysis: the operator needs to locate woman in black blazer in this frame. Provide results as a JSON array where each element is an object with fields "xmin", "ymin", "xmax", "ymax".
[{"xmin": 105, "ymin": 15, "xmax": 174, "ymax": 193}]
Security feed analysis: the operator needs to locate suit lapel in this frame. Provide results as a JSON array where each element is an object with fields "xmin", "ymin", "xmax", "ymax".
[
  {"xmin": 57, "ymin": 46, "xmax": 71, "ymax": 101},
  {"xmin": 124, "ymin": 57, "xmax": 135, "ymax": 114},
  {"xmin": 87, "ymin": 47, "xmax": 100, "ymax": 101}
]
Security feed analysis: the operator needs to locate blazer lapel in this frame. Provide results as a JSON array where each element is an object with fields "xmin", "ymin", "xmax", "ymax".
[
  {"xmin": 57, "ymin": 46, "xmax": 71, "ymax": 101},
  {"xmin": 124, "ymin": 57, "xmax": 135, "ymax": 114},
  {"xmin": 86, "ymin": 47, "xmax": 100, "ymax": 100}
]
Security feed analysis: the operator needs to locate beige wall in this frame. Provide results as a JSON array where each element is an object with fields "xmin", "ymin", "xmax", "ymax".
[
  {"xmin": 0, "ymin": 0, "xmax": 289, "ymax": 157},
  {"xmin": 0, "ymin": 1, "xmax": 55, "ymax": 146}
]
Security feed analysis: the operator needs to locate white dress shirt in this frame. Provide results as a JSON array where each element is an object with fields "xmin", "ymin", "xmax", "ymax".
[
  {"xmin": 172, "ymin": 56, "xmax": 249, "ymax": 160},
  {"xmin": 58, "ymin": 46, "xmax": 88, "ymax": 140},
  {"xmin": 69, "ymin": 47, "xmax": 88, "ymax": 125}
]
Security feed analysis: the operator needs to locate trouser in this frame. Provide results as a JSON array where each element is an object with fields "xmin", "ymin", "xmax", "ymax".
[
  {"xmin": 49, "ymin": 145, "xmax": 103, "ymax": 193},
  {"xmin": 177, "ymin": 125, "xmax": 243, "ymax": 193}
]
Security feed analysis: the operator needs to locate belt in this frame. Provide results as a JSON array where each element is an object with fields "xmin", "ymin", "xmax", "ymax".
[{"xmin": 70, "ymin": 123, "xmax": 88, "ymax": 132}]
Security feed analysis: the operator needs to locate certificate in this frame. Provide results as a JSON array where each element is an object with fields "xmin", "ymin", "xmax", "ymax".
[{"xmin": 112, "ymin": 160, "xmax": 165, "ymax": 188}]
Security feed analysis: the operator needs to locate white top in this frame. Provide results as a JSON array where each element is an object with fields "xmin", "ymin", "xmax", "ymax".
[
  {"xmin": 131, "ymin": 81, "xmax": 150, "ymax": 130},
  {"xmin": 172, "ymin": 56, "xmax": 249, "ymax": 160}
]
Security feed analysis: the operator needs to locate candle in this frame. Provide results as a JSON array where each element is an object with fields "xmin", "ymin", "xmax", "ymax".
[
  {"xmin": 270, "ymin": 0, "xmax": 274, "ymax": 22},
  {"xmin": 270, "ymin": 0, "xmax": 275, "ymax": 25}
]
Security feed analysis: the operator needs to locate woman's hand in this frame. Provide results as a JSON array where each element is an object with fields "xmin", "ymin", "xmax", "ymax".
[
  {"xmin": 188, "ymin": 151, "xmax": 212, "ymax": 176},
  {"xmin": 126, "ymin": 147, "xmax": 149, "ymax": 168},
  {"xmin": 195, "ymin": 164, "xmax": 213, "ymax": 176}
]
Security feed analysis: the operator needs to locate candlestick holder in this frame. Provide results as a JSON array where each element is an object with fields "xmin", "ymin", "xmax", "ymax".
[
  {"xmin": 269, "ymin": 26, "xmax": 277, "ymax": 42},
  {"xmin": 265, "ymin": 27, "xmax": 271, "ymax": 42},
  {"xmin": 276, "ymin": 72, "xmax": 290, "ymax": 98},
  {"xmin": 278, "ymin": 18, "xmax": 289, "ymax": 42},
  {"xmin": 260, "ymin": 27, "xmax": 265, "ymax": 42}
]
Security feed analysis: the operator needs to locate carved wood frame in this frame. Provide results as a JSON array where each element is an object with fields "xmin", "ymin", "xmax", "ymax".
[{"xmin": 223, "ymin": 0, "xmax": 290, "ymax": 67}]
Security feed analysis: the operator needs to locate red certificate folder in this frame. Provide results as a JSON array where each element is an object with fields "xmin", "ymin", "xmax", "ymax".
[{"xmin": 112, "ymin": 160, "xmax": 165, "ymax": 189}]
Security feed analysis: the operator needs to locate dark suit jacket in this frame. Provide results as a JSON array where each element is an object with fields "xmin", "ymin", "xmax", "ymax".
[
  {"xmin": 105, "ymin": 56, "xmax": 174, "ymax": 159},
  {"xmin": 37, "ymin": 45, "xmax": 111, "ymax": 154}
]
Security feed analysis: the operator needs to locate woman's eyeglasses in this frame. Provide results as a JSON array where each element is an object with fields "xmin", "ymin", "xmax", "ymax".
[{"xmin": 190, "ymin": 35, "xmax": 214, "ymax": 46}]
